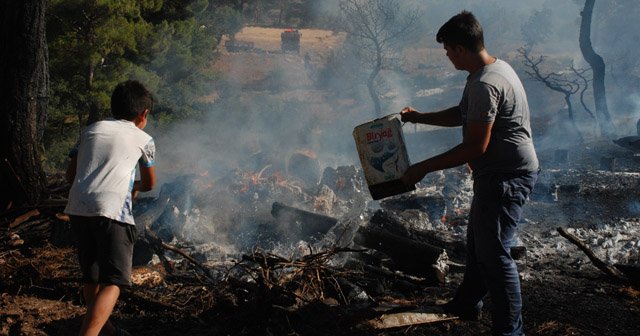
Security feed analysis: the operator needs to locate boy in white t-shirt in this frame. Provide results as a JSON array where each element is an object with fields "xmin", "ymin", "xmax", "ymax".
[{"xmin": 65, "ymin": 80, "xmax": 156, "ymax": 336}]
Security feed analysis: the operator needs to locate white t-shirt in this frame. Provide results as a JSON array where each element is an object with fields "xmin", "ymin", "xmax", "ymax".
[{"xmin": 65, "ymin": 119, "xmax": 155, "ymax": 225}]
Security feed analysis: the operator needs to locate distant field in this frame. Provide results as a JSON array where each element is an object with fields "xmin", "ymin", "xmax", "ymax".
[
  {"xmin": 214, "ymin": 27, "xmax": 347, "ymax": 89},
  {"xmin": 228, "ymin": 26, "xmax": 346, "ymax": 54}
]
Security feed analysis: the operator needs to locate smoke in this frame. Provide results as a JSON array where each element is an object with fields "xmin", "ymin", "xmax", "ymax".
[
  {"xmin": 154, "ymin": 0, "xmax": 640, "ymax": 178},
  {"xmin": 141, "ymin": 1, "xmax": 640, "ymax": 255}
]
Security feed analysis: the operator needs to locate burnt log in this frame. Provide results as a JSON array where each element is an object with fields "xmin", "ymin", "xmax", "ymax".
[
  {"xmin": 369, "ymin": 210, "xmax": 466, "ymax": 262},
  {"xmin": 354, "ymin": 226, "xmax": 447, "ymax": 285},
  {"xmin": 271, "ymin": 202, "xmax": 338, "ymax": 241}
]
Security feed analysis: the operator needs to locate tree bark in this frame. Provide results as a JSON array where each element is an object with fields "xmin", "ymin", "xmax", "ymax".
[
  {"xmin": 579, "ymin": 0, "xmax": 614, "ymax": 137},
  {"xmin": 0, "ymin": 0, "xmax": 49, "ymax": 208},
  {"xmin": 564, "ymin": 93, "xmax": 583, "ymax": 142}
]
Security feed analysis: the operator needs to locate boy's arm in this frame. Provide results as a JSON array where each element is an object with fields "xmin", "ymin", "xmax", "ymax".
[
  {"xmin": 65, "ymin": 156, "xmax": 78, "ymax": 183},
  {"xmin": 133, "ymin": 138, "xmax": 156, "ymax": 197},
  {"xmin": 134, "ymin": 165, "xmax": 156, "ymax": 193}
]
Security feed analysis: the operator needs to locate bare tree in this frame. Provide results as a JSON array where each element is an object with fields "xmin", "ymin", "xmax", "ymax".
[
  {"xmin": 519, "ymin": 48, "xmax": 593, "ymax": 141},
  {"xmin": 0, "ymin": 0, "xmax": 49, "ymax": 208},
  {"xmin": 337, "ymin": 0, "xmax": 419, "ymax": 117},
  {"xmin": 579, "ymin": 0, "xmax": 614, "ymax": 136}
]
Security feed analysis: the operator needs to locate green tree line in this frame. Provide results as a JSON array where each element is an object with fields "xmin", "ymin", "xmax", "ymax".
[{"xmin": 44, "ymin": 0, "xmax": 246, "ymax": 170}]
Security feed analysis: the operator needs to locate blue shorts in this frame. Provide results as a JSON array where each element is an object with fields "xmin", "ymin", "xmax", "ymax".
[{"xmin": 71, "ymin": 216, "xmax": 137, "ymax": 287}]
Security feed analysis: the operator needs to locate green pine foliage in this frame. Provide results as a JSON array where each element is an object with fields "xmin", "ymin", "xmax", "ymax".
[{"xmin": 45, "ymin": 0, "xmax": 243, "ymax": 170}]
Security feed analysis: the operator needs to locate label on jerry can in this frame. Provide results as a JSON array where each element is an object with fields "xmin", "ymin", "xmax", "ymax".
[{"xmin": 353, "ymin": 114, "xmax": 416, "ymax": 200}]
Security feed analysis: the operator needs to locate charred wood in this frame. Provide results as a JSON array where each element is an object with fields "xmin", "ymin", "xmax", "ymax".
[
  {"xmin": 131, "ymin": 189, "xmax": 214, "ymax": 281},
  {"xmin": 145, "ymin": 230, "xmax": 214, "ymax": 282},
  {"xmin": 354, "ymin": 226, "xmax": 447, "ymax": 285},
  {"xmin": 271, "ymin": 202, "xmax": 338, "ymax": 239},
  {"xmin": 344, "ymin": 258, "xmax": 431, "ymax": 294},
  {"xmin": 369, "ymin": 210, "xmax": 466, "ymax": 262}
]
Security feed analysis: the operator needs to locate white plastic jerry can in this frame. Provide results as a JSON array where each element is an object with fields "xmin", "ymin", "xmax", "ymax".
[{"xmin": 353, "ymin": 114, "xmax": 415, "ymax": 200}]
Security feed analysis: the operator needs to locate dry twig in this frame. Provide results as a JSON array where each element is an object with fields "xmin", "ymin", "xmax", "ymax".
[{"xmin": 238, "ymin": 247, "xmax": 365, "ymax": 305}]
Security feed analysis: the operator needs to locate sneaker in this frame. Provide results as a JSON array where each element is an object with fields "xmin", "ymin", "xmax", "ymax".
[{"xmin": 439, "ymin": 301, "xmax": 482, "ymax": 321}]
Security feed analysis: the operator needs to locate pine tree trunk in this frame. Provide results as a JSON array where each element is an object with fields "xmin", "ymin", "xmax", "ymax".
[
  {"xmin": 0, "ymin": 0, "xmax": 49, "ymax": 208},
  {"xmin": 579, "ymin": 0, "xmax": 615, "ymax": 137}
]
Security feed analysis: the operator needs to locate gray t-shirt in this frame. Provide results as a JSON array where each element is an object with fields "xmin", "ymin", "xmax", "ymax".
[{"xmin": 459, "ymin": 59, "xmax": 538, "ymax": 177}]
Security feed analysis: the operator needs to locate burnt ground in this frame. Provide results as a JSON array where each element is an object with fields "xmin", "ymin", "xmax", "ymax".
[
  {"xmin": 1, "ymin": 229, "xmax": 638, "ymax": 336},
  {"xmin": 2, "ymin": 141, "xmax": 640, "ymax": 336},
  {"xmin": 2, "ymin": 207, "xmax": 639, "ymax": 335}
]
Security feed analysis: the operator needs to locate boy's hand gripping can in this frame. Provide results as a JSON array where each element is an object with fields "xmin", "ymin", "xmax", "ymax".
[{"xmin": 353, "ymin": 114, "xmax": 416, "ymax": 200}]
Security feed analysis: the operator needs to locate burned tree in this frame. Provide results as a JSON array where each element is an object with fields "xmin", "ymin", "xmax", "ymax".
[
  {"xmin": 519, "ymin": 48, "xmax": 594, "ymax": 141},
  {"xmin": 579, "ymin": 0, "xmax": 614, "ymax": 136},
  {"xmin": 337, "ymin": 0, "xmax": 419, "ymax": 118},
  {"xmin": 0, "ymin": 0, "xmax": 49, "ymax": 208}
]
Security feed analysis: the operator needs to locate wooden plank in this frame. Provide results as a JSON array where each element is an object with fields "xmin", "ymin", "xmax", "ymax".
[{"xmin": 368, "ymin": 308, "xmax": 457, "ymax": 329}]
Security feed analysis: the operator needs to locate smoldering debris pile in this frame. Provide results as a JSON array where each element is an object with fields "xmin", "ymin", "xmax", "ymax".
[
  {"xmin": 132, "ymin": 163, "xmax": 465, "ymax": 282},
  {"xmin": 133, "ymin": 139, "xmax": 640, "ymax": 289},
  {"xmin": 2, "ymin": 139, "xmax": 640, "ymax": 334}
]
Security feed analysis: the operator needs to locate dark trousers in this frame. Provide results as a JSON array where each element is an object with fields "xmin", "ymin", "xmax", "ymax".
[{"xmin": 452, "ymin": 171, "xmax": 537, "ymax": 336}]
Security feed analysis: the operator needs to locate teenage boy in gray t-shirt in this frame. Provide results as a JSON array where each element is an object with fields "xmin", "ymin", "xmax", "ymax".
[
  {"xmin": 65, "ymin": 80, "xmax": 156, "ymax": 336},
  {"xmin": 400, "ymin": 11, "xmax": 538, "ymax": 336}
]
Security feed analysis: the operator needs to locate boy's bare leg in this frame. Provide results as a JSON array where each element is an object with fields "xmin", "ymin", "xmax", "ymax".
[
  {"xmin": 82, "ymin": 284, "xmax": 116, "ymax": 335},
  {"xmin": 80, "ymin": 284, "xmax": 119, "ymax": 336}
]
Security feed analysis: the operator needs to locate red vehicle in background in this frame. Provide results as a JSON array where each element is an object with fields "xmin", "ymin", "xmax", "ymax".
[{"xmin": 281, "ymin": 28, "xmax": 300, "ymax": 54}]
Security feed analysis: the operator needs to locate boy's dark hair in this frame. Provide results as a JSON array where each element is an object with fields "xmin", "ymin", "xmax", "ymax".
[
  {"xmin": 436, "ymin": 11, "xmax": 484, "ymax": 53},
  {"xmin": 111, "ymin": 80, "xmax": 154, "ymax": 120}
]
